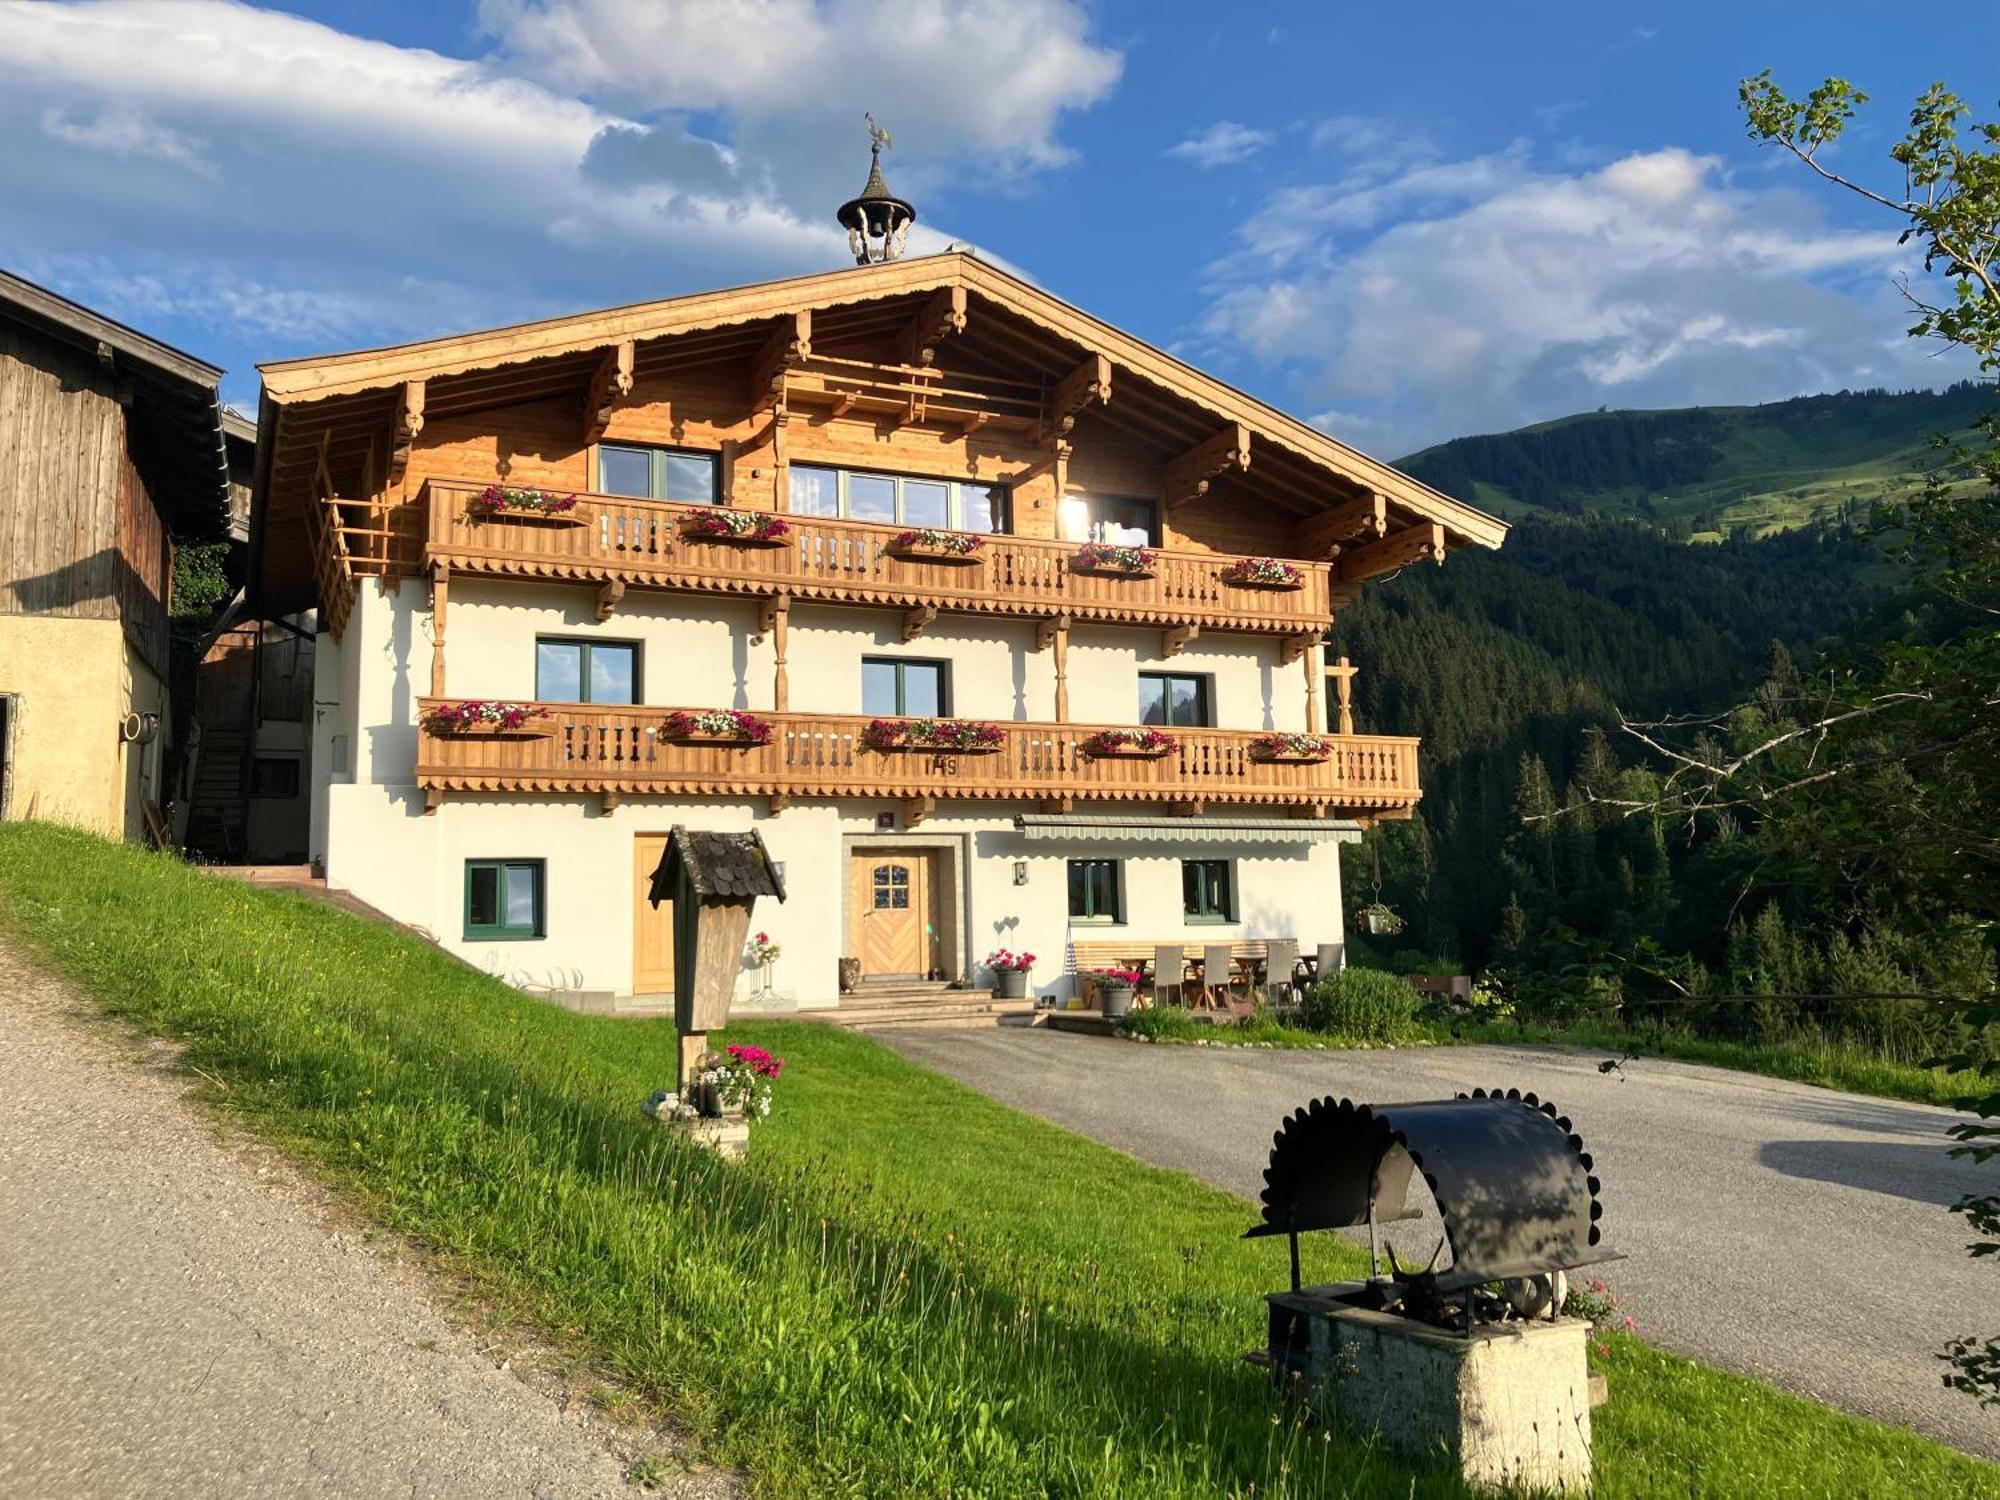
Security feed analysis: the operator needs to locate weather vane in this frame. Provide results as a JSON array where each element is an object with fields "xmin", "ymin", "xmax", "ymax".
[
  {"xmin": 838, "ymin": 114, "xmax": 915, "ymax": 265},
  {"xmin": 866, "ymin": 112, "xmax": 893, "ymax": 156}
]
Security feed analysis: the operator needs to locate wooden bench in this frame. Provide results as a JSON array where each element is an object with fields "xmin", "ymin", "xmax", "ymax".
[{"xmin": 1067, "ymin": 938, "xmax": 1273, "ymax": 974}]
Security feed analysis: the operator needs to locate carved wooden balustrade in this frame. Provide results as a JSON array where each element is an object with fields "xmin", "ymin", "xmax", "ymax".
[
  {"xmin": 415, "ymin": 700, "xmax": 1421, "ymax": 817},
  {"xmin": 421, "ymin": 478, "xmax": 1335, "ymax": 635}
]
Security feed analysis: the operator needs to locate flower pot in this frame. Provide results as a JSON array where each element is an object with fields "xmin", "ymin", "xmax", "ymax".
[
  {"xmin": 1250, "ymin": 751, "xmax": 1332, "ymax": 764},
  {"xmin": 994, "ymin": 968, "xmax": 1030, "ymax": 1000},
  {"xmin": 684, "ymin": 528, "xmax": 788, "ymax": 548},
  {"xmin": 888, "ymin": 545, "xmax": 985, "ymax": 567},
  {"xmin": 666, "ymin": 730, "xmax": 763, "ymax": 747},
  {"xmin": 1100, "ymin": 982, "xmax": 1135, "ymax": 1019},
  {"xmin": 869, "ymin": 740, "xmax": 1002, "ymax": 756},
  {"xmin": 427, "ymin": 722, "xmax": 555, "ymax": 740},
  {"xmin": 1087, "ymin": 745, "xmax": 1174, "ymax": 760}
]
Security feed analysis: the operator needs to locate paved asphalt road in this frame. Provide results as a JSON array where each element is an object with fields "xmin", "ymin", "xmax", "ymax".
[
  {"xmin": 883, "ymin": 1025, "xmax": 2000, "ymax": 1461},
  {"xmin": 0, "ymin": 936, "xmax": 731, "ymax": 1500}
]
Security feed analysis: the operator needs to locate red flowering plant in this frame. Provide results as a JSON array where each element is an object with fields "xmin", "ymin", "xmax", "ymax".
[
  {"xmin": 1090, "ymin": 967, "xmax": 1145, "ymax": 987},
  {"xmin": 662, "ymin": 708, "xmax": 774, "ymax": 745},
  {"xmin": 891, "ymin": 528, "xmax": 984, "ymax": 555},
  {"xmin": 983, "ymin": 947, "xmax": 1036, "ymax": 973},
  {"xmin": 421, "ymin": 700, "xmax": 547, "ymax": 733},
  {"xmin": 1220, "ymin": 555, "xmax": 1304, "ymax": 586},
  {"xmin": 1081, "ymin": 727, "xmax": 1177, "ymax": 757},
  {"xmin": 1072, "ymin": 541, "xmax": 1156, "ymax": 574},
  {"xmin": 1250, "ymin": 731, "xmax": 1334, "ymax": 760},
  {"xmin": 683, "ymin": 508, "xmax": 789, "ymax": 541},
  {"xmin": 865, "ymin": 717, "xmax": 1006, "ymax": 751},
  {"xmin": 469, "ymin": 485, "xmax": 578, "ymax": 515}
]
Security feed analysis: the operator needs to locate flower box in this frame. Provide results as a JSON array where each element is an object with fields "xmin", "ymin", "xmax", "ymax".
[
  {"xmin": 864, "ymin": 718, "xmax": 1006, "ymax": 754},
  {"xmin": 1081, "ymin": 728, "xmax": 1178, "ymax": 759},
  {"xmin": 681, "ymin": 509, "xmax": 791, "ymax": 547},
  {"xmin": 887, "ymin": 529, "xmax": 986, "ymax": 565},
  {"xmin": 1250, "ymin": 733, "xmax": 1335, "ymax": 764},
  {"xmin": 421, "ymin": 701, "xmax": 552, "ymax": 738},
  {"xmin": 1071, "ymin": 542, "xmax": 1157, "ymax": 580},
  {"xmin": 467, "ymin": 486, "xmax": 584, "ymax": 524},
  {"xmin": 661, "ymin": 709, "xmax": 774, "ymax": 747},
  {"xmin": 475, "ymin": 508, "xmax": 588, "ymax": 528},
  {"xmin": 1220, "ymin": 556, "xmax": 1305, "ymax": 590}
]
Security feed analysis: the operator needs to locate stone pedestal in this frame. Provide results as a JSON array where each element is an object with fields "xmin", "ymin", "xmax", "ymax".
[
  {"xmin": 665, "ymin": 1114, "xmax": 750, "ymax": 1161},
  {"xmin": 1270, "ymin": 1285, "xmax": 1594, "ymax": 1494}
]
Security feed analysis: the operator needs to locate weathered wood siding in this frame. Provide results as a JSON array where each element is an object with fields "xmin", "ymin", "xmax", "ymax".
[{"xmin": 0, "ymin": 320, "xmax": 172, "ymax": 674}]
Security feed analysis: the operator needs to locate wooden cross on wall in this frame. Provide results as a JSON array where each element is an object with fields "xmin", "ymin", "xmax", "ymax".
[{"xmin": 1327, "ymin": 655, "xmax": 1360, "ymax": 735}]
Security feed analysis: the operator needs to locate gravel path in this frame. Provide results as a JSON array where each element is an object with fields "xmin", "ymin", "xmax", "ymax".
[
  {"xmin": 0, "ymin": 934, "xmax": 733, "ymax": 1500},
  {"xmin": 883, "ymin": 1026, "xmax": 2000, "ymax": 1461}
]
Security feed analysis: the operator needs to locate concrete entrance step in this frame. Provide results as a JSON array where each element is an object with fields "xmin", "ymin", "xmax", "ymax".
[{"xmin": 807, "ymin": 989, "xmax": 1039, "ymax": 1031}]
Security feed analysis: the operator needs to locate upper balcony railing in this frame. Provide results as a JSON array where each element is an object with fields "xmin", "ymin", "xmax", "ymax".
[
  {"xmin": 414, "ymin": 699, "xmax": 1420, "ymax": 818},
  {"xmin": 421, "ymin": 478, "xmax": 1334, "ymax": 636}
]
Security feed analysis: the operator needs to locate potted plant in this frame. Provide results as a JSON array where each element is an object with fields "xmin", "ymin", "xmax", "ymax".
[
  {"xmin": 1219, "ymin": 555, "xmax": 1305, "ymax": 590},
  {"xmin": 887, "ymin": 528, "xmax": 985, "ymax": 565},
  {"xmin": 864, "ymin": 717, "xmax": 1006, "ymax": 754},
  {"xmin": 420, "ymin": 700, "xmax": 552, "ymax": 737},
  {"xmin": 662, "ymin": 708, "xmax": 775, "ymax": 746},
  {"xmin": 1081, "ymin": 727, "xmax": 1177, "ymax": 759},
  {"xmin": 985, "ymin": 947, "xmax": 1036, "ymax": 1000},
  {"xmin": 1093, "ymin": 966, "xmax": 1142, "ymax": 1018},
  {"xmin": 681, "ymin": 508, "xmax": 790, "ymax": 546},
  {"xmin": 468, "ymin": 485, "xmax": 584, "ymax": 524},
  {"xmin": 1249, "ymin": 731, "xmax": 1335, "ymax": 763},
  {"xmin": 1070, "ymin": 541, "xmax": 1156, "ymax": 579},
  {"xmin": 748, "ymin": 931, "xmax": 781, "ymax": 996}
]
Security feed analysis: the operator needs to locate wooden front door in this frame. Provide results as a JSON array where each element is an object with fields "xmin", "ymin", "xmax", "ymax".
[
  {"xmin": 851, "ymin": 850, "xmax": 936, "ymax": 979},
  {"xmin": 633, "ymin": 833, "xmax": 675, "ymax": 996}
]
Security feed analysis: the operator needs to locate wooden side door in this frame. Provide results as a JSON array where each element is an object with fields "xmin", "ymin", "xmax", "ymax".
[
  {"xmin": 851, "ymin": 850, "xmax": 935, "ymax": 979},
  {"xmin": 633, "ymin": 833, "xmax": 675, "ymax": 996}
]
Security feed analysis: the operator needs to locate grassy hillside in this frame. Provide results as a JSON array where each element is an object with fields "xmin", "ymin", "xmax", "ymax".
[{"xmin": 1400, "ymin": 383, "xmax": 1991, "ymax": 537}]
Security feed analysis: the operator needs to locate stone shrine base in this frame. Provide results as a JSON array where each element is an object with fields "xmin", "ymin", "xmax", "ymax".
[{"xmin": 1268, "ymin": 1283, "xmax": 1594, "ymax": 1494}]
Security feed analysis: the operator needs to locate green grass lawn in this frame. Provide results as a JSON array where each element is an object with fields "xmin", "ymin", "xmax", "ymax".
[
  {"xmin": 1, "ymin": 822, "xmax": 1993, "ymax": 1498},
  {"xmin": 1123, "ymin": 1007, "xmax": 1982, "ymax": 1110}
]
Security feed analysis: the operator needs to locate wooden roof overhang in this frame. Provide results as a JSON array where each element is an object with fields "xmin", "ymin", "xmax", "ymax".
[{"xmin": 251, "ymin": 253, "xmax": 1505, "ymax": 616}]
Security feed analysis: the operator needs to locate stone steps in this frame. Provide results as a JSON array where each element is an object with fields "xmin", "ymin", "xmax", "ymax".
[{"xmin": 807, "ymin": 988, "xmax": 1039, "ymax": 1031}]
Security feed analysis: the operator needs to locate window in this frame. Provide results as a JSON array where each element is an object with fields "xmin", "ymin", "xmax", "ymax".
[
  {"xmin": 871, "ymin": 863, "xmax": 911, "ymax": 909},
  {"xmin": 1058, "ymin": 492, "xmax": 1159, "ymax": 546},
  {"xmin": 249, "ymin": 757, "xmax": 300, "ymax": 799},
  {"xmin": 1182, "ymin": 859, "xmax": 1236, "ymax": 921},
  {"xmin": 536, "ymin": 638, "xmax": 639, "ymax": 704},
  {"xmin": 789, "ymin": 463, "xmax": 1007, "ymax": 532},
  {"xmin": 861, "ymin": 658, "xmax": 950, "ymax": 717},
  {"xmin": 595, "ymin": 443, "xmax": 718, "ymax": 504},
  {"xmin": 1067, "ymin": 859, "xmax": 1124, "ymax": 923},
  {"xmin": 1139, "ymin": 672, "xmax": 1211, "ymax": 727},
  {"xmin": 464, "ymin": 859, "xmax": 544, "ymax": 940}
]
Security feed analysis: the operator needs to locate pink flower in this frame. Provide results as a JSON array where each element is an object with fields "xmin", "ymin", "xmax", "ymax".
[
  {"xmin": 1590, "ymin": 1279, "xmax": 1607, "ymax": 1294},
  {"xmin": 1622, "ymin": 1315, "xmax": 1636, "ymax": 1332}
]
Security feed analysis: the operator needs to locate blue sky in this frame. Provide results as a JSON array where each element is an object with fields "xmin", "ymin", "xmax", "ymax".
[{"xmin": 1, "ymin": 0, "xmax": 1991, "ymax": 456}]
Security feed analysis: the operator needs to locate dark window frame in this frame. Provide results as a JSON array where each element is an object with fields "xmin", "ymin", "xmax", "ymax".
[
  {"xmin": 861, "ymin": 656, "xmax": 953, "ymax": 718},
  {"xmin": 788, "ymin": 462, "xmax": 1009, "ymax": 533},
  {"xmin": 1182, "ymin": 858, "xmax": 1237, "ymax": 922},
  {"xmin": 535, "ymin": 636, "xmax": 643, "ymax": 705},
  {"xmin": 594, "ymin": 442, "xmax": 720, "ymax": 505},
  {"xmin": 1138, "ymin": 671, "xmax": 1213, "ymax": 728},
  {"xmin": 1067, "ymin": 858, "xmax": 1125, "ymax": 924},
  {"xmin": 464, "ymin": 858, "xmax": 545, "ymax": 941},
  {"xmin": 249, "ymin": 756, "xmax": 301, "ymax": 800}
]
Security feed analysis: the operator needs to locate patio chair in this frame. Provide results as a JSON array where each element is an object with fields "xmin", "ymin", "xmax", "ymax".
[
  {"xmin": 1200, "ymin": 942, "xmax": 1248, "ymax": 1016},
  {"xmin": 1313, "ymin": 942, "xmax": 1344, "ymax": 986},
  {"xmin": 1152, "ymin": 944, "xmax": 1188, "ymax": 1009},
  {"xmin": 1262, "ymin": 939, "xmax": 1300, "ymax": 1008}
]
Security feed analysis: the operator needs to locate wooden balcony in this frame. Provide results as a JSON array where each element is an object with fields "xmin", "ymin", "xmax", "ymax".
[
  {"xmin": 414, "ymin": 701, "xmax": 1421, "ymax": 819},
  {"xmin": 420, "ymin": 479, "xmax": 1335, "ymax": 637}
]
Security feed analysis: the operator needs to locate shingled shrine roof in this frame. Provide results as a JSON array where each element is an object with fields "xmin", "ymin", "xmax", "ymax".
[{"xmin": 648, "ymin": 826, "xmax": 787, "ymax": 906}]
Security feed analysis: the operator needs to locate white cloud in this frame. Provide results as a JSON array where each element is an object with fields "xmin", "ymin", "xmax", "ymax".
[
  {"xmin": 1199, "ymin": 142, "xmax": 1963, "ymax": 456},
  {"xmin": 0, "ymin": 0, "xmax": 1118, "ymax": 381},
  {"xmin": 1167, "ymin": 121, "xmax": 1273, "ymax": 169}
]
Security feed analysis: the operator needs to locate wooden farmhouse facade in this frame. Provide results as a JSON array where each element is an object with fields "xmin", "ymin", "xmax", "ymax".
[
  {"xmin": 249, "ymin": 247, "xmax": 1504, "ymax": 1010},
  {"xmin": 0, "ymin": 270, "xmax": 234, "ymax": 842}
]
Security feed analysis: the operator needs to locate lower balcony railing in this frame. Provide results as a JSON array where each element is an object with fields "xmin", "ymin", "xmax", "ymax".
[
  {"xmin": 414, "ymin": 701, "xmax": 1421, "ymax": 817},
  {"xmin": 422, "ymin": 479, "xmax": 1335, "ymax": 636}
]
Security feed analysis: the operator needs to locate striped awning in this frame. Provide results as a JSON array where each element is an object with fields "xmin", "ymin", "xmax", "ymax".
[{"xmin": 1012, "ymin": 814, "xmax": 1362, "ymax": 845}]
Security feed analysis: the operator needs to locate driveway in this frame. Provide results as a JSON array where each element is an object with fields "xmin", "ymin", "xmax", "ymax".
[{"xmin": 882, "ymin": 1027, "xmax": 2000, "ymax": 1461}]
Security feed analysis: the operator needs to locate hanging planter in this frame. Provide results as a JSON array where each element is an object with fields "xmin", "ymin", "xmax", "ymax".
[
  {"xmin": 1219, "ymin": 555, "xmax": 1305, "ymax": 590},
  {"xmin": 682, "ymin": 509, "xmax": 790, "ymax": 547},
  {"xmin": 887, "ymin": 529, "xmax": 986, "ymax": 565},
  {"xmin": 661, "ymin": 709, "xmax": 774, "ymax": 747},
  {"xmin": 1070, "ymin": 542, "xmax": 1157, "ymax": 580},
  {"xmin": 468, "ymin": 485, "xmax": 586, "ymax": 526},
  {"xmin": 1081, "ymin": 728, "xmax": 1178, "ymax": 760},
  {"xmin": 420, "ymin": 700, "xmax": 554, "ymax": 738},
  {"xmin": 1358, "ymin": 901, "xmax": 1405, "ymax": 936},
  {"xmin": 864, "ymin": 717, "xmax": 1005, "ymax": 754}
]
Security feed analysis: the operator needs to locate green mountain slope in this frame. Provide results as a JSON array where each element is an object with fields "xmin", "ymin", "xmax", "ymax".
[{"xmin": 1399, "ymin": 383, "xmax": 1991, "ymax": 537}]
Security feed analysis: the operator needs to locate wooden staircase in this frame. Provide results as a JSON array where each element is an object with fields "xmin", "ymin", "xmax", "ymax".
[
  {"xmin": 183, "ymin": 725, "xmax": 250, "ymax": 859},
  {"xmin": 807, "ymin": 980, "xmax": 1038, "ymax": 1031}
]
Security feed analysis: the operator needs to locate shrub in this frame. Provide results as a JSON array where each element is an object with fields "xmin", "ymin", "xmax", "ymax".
[{"xmin": 1297, "ymin": 968, "xmax": 1422, "ymax": 1042}]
